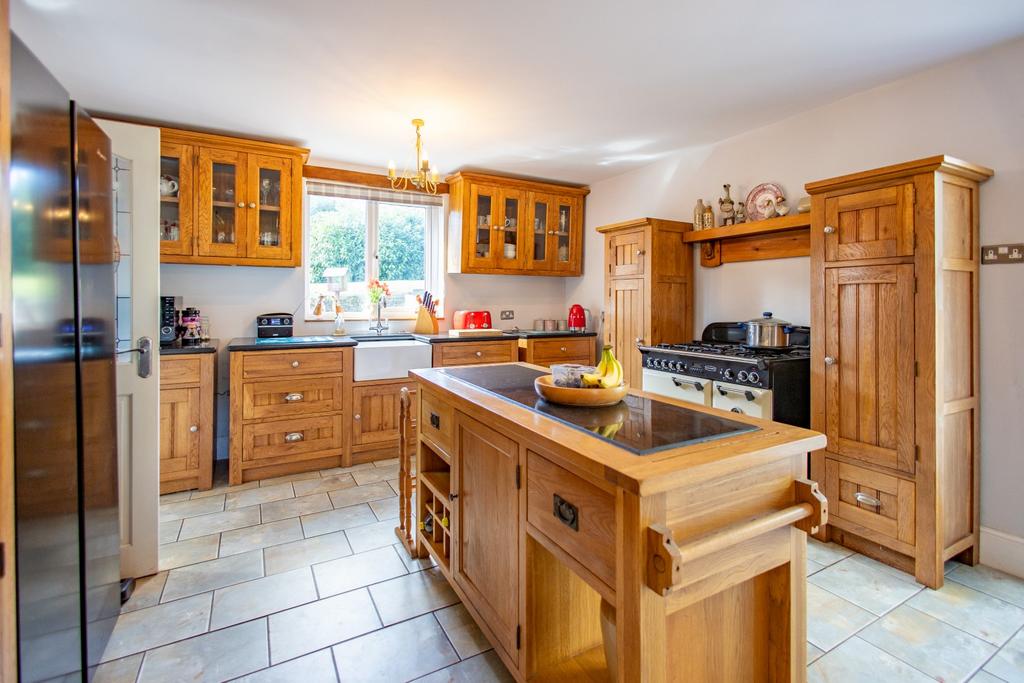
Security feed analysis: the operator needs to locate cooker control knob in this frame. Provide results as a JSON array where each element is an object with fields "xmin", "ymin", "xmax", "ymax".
[
  {"xmin": 668, "ymin": 361, "xmax": 679, "ymax": 371},
  {"xmin": 723, "ymin": 369, "xmax": 734, "ymax": 380},
  {"xmin": 284, "ymin": 318, "xmax": 292, "ymax": 325},
  {"xmin": 748, "ymin": 371, "xmax": 760, "ymax": 384},
  {"xmin": 260, "ymin": 318, "xmax": 268, "ymax": 325},
  {"xmin": 737, "ymin": 370, "xmax": 749, "ymax": 382}
]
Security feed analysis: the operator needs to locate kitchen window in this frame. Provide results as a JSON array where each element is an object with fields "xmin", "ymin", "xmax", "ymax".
[{"xmin": 304, "ymin": 180, "xmax": 444, "ymax": 320}]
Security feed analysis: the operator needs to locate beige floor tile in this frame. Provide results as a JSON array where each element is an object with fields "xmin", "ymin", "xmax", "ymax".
[
  {"xmin": 99, "ymin": 593, "xmax": 212, "ymax": 662},
  {"xmin": 352, "ymin": 465, "xmax": 399, "ymax": 486},
  {"xmin": 219, "ymin": 518, "xmax": 304, "ymax": 557},
  {"xmin": 236, "ymin": 649, "xmax": 338, "ymax": 683},
  {"xmin": 807, "ymin": 642, "xmax": 824, "ymax": 663},
  {"xmin": 346, "ymin": 519, "xmax": 401, "ymax": 554},
  {"xmin": 950, "ymin": 564, "xmax": 1024, "ymax": 608},
  {"xmin": 807, "ymin": 636, "xmax": 934, "ymax": 683},
  {"xmin": 806, "ymin": 539, "xmax": 855, "ymax": 567},
  {"xmin": 847, "ymin": 553, "xmax": 920, "ymax": 585},
  {"xmin": 414, "ymin": 650, "xmax": 514, "ymax": 682},
  {"xmin": 178, "ymin": 506, "xmax": 261, "ymax": 540},
  {"xmin": 861, "ymin": 604, "xmax": 997, "ymax": 681},
  {"xmin": 158, "ymin": 519, "xmax": 182, "ymax": 545},
  {"xmin": 301, "ymin": 503, "xmax": 377, "ymax": 538},
  {"xmin": 809, "ymin": 556, "xmax": 921, "ymax": 615},
  {"xmin": 806, "ymin": 583, "xmax": 875, "ymax": 651},
  {"xmin": 264, "ymin": 531, "xmax": 352, "ymax": 576},
  {"xmin": 293, "ymin": 474, "xmax": 357, "ymax": 498},
  {"xmin": 333, "ymin": 613, "xmax": 458, "ymax": 681},
  {"xmin": 369, "ymin": 496, "xmax": 398, "ymax": 521},
  {"xmin": 320, "ymin": 463, "xmax": 375, "ymax": 476},
  {"xmin": 259, "ymin": 470, "xmax": 322, "ymax": 486},
  {"xmin": 435, "ymin": 603, "xmax": 491, "ymax": 659},
  {"xmin": 159, "ymin": 490, "xmax": 192, "ymax": 504},
  {"xmin": 369, "ymin": 567, "xmax": 458, "ymax": 625},
  {"xmin": 121, "ymin": 572, "xmax": 167, "ymax": 613},
  {"xmin": 313, "ymin": 546, "xmax": 407, "ymax": 597},
  {"xmin": 373, "ymin": 457, "xmax": 399, "ymax": 467},
  {"xmin": 159, "ymin": 495, "xmax": 225, "ymax": 522},
  {"xmin": 261, "ymin": 492, "xmax": 333, "ymax": 523},
  {"xmin": 137, "ymin": 618, "xmax": 269, "ymax": 683},
  {"xmin": 225, "ymin": 482, "xmax": 294, "ymax": 510},
  {"xmin": 807, "ymin": 558, "xmax": 825, "ymax": 577},
  {"xmin": 909, "ymin": 579, "xmax": 1024, "ymax": 645},
  {"xmin": 162, "ymin": 550, "xmax": 264, "ymax": 602},
  {"xmin": 91, "ymin": 653, "xmax": 143, "ymax": 683},
  {"xmin": 158, "ymin": 534, "xmax": 220, "ymax": 571},
  {"xmin": 268, "ymin": 589, "xmax": 381, "ymax": 664},
  {"xmin": 190, "ymin": 480, "xmax": 259, "ymax": 500},
  {"xmin": 984, "ymin": 627, "xmax": 1024, "ymax": 682},
  {"xmin": 971, "ymin": 670, "xmax": 1011, "ymax": 683},
  {"xmin": 327, "ymin": 482, "xmax": 395, "ymax": 509},
  {"xmin": 211, "ymin": 567, "xmax": 318, "ymax": 630},
  {"xmin": 395, "ymin": 543, "xmax": 437, "ymax": 573},
  {"xmin": 388, "ymin": 480, "xmax": 401, "ymax": 496}
]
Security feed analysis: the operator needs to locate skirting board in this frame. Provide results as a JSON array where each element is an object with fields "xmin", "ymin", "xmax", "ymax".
[{"xmin": 980, "ymin": 526, "xmax": 1024, "ymax": 579}]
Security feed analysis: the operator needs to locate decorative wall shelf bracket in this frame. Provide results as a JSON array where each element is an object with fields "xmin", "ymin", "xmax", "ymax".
[{"xmin": 682, "ymin": 213, "xmax": 811, "ymax": 268}]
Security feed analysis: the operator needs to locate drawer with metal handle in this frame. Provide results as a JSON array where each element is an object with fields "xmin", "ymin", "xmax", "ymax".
[
  {"xmin": 824, "ymin": 457, "xmax": 916, "ymax": 552},
  {"xmin": 241, "ymin": 349, "xmax": 345, "ymax": 379},
  {"xmin": 241, "ymin": 376, "xmax": 344, "ymax": 420},
  {"xmin": 240, "ymin": 413, "xmax": 344, "ymax": 465},
  {"xmin": 711, "ymin": 380, "xmax": 772, "ymax": 420}
]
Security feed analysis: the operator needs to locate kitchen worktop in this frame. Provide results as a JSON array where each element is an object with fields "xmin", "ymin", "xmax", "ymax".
[
  {"xmin": 159, "ymin": 339, "xmax": 220, "ymax": 355},
  {"xmin": 413, "ymin": 330, "xmax": 596, "ymax": 343},
  {"xmin": 226, "ymin": 335, "xmax": 357, "ymax": 351},
  {"xmin": 508, "ymin": 330, "xmax": 597, "ymax": 338}
]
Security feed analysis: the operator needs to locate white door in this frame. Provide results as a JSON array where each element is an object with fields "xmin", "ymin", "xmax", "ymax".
[
  {"xmin": 99, "ymin": 120, "xmax": 161, "ymax": 579},
  {"xmin": 712, "ymin": 381, "xmax": 773, "ymax": 420}
]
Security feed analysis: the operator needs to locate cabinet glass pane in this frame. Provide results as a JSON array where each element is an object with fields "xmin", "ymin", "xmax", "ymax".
[
  {"xmin": 502, "ymin": 196, "xmax": 519, "ymax": 260},
  {"xmin": 211, "ymin": 162, "xmax": 237, "ymax": 245},
  {"xmin": 159, "ymin": 154, "xmax": 181, "ymax": 243},
  {"xmin": 475, "ymin": 193, "xmax": 492, "ymax": 258},
  {"xmin": 533, "ymin": 200, "xmax": 547, "ymax": 261},
  {"xmin": 557, "ymin": 203, "xmax": 571, "ymax": 263},
  {"xmin": 257, "ymin": 167, "xmax": 282, "ymax": 247}
]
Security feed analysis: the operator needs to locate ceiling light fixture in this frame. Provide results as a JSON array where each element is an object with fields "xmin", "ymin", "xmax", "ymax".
[{"xmin": 387, "ymin": 118, "xmax": 439, "ymax": 194}]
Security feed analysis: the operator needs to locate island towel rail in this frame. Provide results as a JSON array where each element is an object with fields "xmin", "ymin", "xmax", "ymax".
[{"xmin": 646, "ymin": 478, "xmax": 827, "ymax": 596}]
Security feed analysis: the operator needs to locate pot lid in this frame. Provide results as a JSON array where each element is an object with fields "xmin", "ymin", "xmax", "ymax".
[{"xmin": 746, "ymin": 311, "xmax": 791, "ymax": 327}]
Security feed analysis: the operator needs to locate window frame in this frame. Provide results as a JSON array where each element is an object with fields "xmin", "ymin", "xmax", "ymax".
[{"xmin": 302, "ymin": 180, "xmax": 445, "ymax": 321}]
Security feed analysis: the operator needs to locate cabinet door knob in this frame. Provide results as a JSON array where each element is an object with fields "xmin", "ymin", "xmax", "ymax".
[
  {"xmin": 475, "ymin": 351, "xmax": 482, "ymax": 357},
  {"xmin": 284, "ymin": 432, "xmax": 304, "ymax": 442},
  {"xmin": 248, "ymin": 202, "xmax": 256, "ymax": 209},
  {"xmin": 354, "ymin": 414, "xmax": 361, "ymax": 421},
  {"xmin": 189, "ymin": 425, "xmax": 198, "ymax": 433},
  {"xmin": 560, "ymin": 346, "xmax": 567, "ymax": 352},
  {"xmin": 824, "ymin": 225, "xmax": 836, "ymax": 234},
  {"xmin": 237, "ymin": 202, "xmax": 245, "ymax": 208},
  {"xmin": 291, "ymin": 361, "xmax": 300, "ymax": 368},
  {"xmin": 635, "ymin": 337, "xmax": 643, "ymax": 344},
  {"xmin": 824, "ymin": 356, "xmax": 836, "ymax": 366}
]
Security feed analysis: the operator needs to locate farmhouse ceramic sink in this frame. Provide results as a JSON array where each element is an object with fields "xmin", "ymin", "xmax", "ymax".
[{"xmin": 353, "ymin": 338, "xmax": 432, "ymax": 381}]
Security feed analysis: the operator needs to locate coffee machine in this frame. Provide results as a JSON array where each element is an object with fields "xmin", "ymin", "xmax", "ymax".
[{"xmin": 160, "ymin": 296, "xmax": 180, "ymax": 346}]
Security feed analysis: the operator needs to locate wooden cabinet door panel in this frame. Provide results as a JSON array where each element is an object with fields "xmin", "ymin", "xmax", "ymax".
[
  {"xmin": 352, "ymin": 383, "xmax": 416, "ymax": 447},
  {"xmin": 607, "ymin": 278, "xmax": 645, "ymax": 388},
  {"xmin": 825, "ymin": 458, "xmax": 915, "ymax": 549},
  {"xmin": 608, "ymin": 229, "xmax": 646, "ymax": 277},
  {"xmin": 524, "ymin": 192, "xmax": 553, "ymax": 271},
  {"xmin": 466, "ymin": 183, "xmax": 499, "ymax": 270},
  {"xmin": 453, "ymin": 413, "xmax": 519, "ymax": 658},
  {"xmin": 160, "ymin": 387, "xmax": 200, "ymax": 476},
  {"xmin": 196, "ymin": 147, "xmax": 247, "ymax": 258},
  {"xmin": 551, "ymin": 196, "xmax": 580, "ymax": 273},
  {"xmin": 825, "ymin": 264, "xmax": 915, "ymax": 472},
  {"xmin": 494, "ymin": 188, "xmax": 526, "ymax": 270},
  {"xmin": 824, "ymin": 184, "xmax": 914, "ymax": 262},
  {"xmin": 246, "ymin": 154, "xmax": 294, "ymax": 261},
  {"xmin": 159, "ymin": 142, "xmax": 195, "ymax": 256}
]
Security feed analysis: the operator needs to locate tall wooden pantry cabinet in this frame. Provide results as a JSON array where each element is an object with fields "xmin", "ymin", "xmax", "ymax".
[
  {"xmin": 597, "ymin": 218, "xmax": 694, "ymax": 388},
  {"xmin": 806, "ymin": 156, "xmax": 992, "ymax": 589}
]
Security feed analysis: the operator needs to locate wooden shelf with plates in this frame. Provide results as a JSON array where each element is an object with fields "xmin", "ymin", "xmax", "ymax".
[{"xmin": 682, "ymin": 212, "xmax": 811, "ymax": 267}]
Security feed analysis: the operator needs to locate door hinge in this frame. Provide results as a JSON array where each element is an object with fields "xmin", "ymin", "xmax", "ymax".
[
  {"xmin": 910, "ymin": 184, "xmax": 917, "ymax": 205},
  {"xmin": 0, "ymin": 541, "xmax": 5, "ymax": 578},
  {"xmin": 515, "ymin": 465, "xmax": 521, "ymax": 489},
  {"xmin": 915, "ymin": 445, "xmax": 921, "ymax": 462},
  {"xmin": 516, "ymin": 624, "xmax": 521, "ymax": 650},
  {"xmin": 914, "ymin": 361, "xmax": 919, "ymax": 377}
]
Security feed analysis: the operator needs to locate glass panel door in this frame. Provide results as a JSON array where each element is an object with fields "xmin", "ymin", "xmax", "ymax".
[
  {"xmin": 196, "ymin": 147, "xmax": 245, "ymax": 257},
  {"xmin": 495, "ymin": 189, "xmax": 524, "ymax": 269},
  {"xmin": 468, "ymin": 184, "xmax": 497, "ymax": 269},
  {"xmin": 158, "ymin": 142, "xmax": 193, "ymax": 256},
  {"xmin": 553, "ymin": 198, "xmax": 574, "ymax": 270},
  {"xmin": 246, "ymin": 154, "xmax": 292, "ymax": 260},
  {"xmin": 526, "ymin": 192, "xmax": 550, "ymax": 270}
]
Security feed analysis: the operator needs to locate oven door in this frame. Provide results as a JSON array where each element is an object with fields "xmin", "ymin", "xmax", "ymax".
[
  {"xmin": 642, "ymin": 369, "xmax": 712, "ymax": 406},
  {"xmin": 712, "ymin": 380, "xmax": 773, "ymax": 420}
]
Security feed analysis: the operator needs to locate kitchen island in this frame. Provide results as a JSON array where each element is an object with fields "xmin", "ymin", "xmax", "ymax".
[{"xmin": 407, "ymin": 363, "xmax": 827, "ymax": 682}]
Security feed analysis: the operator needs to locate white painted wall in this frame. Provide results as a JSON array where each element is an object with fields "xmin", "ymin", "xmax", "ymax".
[{"xmin": 566, "ymin": 37, "xmax": 1024, "ymax": 546}]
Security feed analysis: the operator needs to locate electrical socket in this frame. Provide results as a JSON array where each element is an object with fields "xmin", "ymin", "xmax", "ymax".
[
  {"xmin": 982, "ymin": 244, "xmax": 1024, "ymax": 264},
  {"xmin": 500, "ymin": 310, "xmax": 515, "ymax": 320}
]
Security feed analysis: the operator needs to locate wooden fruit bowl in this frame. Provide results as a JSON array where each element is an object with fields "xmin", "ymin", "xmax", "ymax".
[{"xmin": 534, "ymin": 375, "xmax": 628, "ymax": 407}]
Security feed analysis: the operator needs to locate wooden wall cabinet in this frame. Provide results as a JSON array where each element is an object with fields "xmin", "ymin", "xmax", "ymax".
[
  {"xmin": 160, "ymin": 128, "xmax": 308, "ymax": 267},
  {"xmin": 597, "ymin": 218, "xmax": 694, "ymax": 388},
  {"xmin": 447, "ymin": 172, "xmax": 588, "ymax": 276},
  {"xmin": 159, "ymin": 353, "xmax": 215, "ymax": 494},
  {"xmin": 807, "ymin": 155, "xmax": 992, "ymax": 589}
]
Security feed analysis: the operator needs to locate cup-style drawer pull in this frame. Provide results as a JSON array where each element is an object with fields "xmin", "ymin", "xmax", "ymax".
[
  {"xmin": 284, "ymin": 432, "xmax": 304, "ymax": 443},
  {"xmin": 824, "ymin": 225, "xmax": 836, "ymax": 234},
  {"xmin": 284, "ymin": 392, "xmax": 304, "ymax": 402},
  {"xmin": 553, "ymin": 494, "xmax": 579, "ymax": 531},
  {"xmin": 189, "ymin": 425, "xmax": 198, "ymax": 433},
  {"xmin": 429, "ymin": 413, "xmax": 440, "ymax": 429},
  {"xmin": 291, "ymin": 361, "xmax": 300, "ymax": 368},
  {"xmin": 854, "ymin": 492, "xmax": 881, "ymax": 508}
]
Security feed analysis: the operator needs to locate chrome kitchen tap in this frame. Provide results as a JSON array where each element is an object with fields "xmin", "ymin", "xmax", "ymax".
[{"xmin": 368, "ymin": 300, "xmax": 389, "ymax": 335}]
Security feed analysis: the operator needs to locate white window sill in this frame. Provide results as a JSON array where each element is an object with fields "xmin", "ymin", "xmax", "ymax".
[{"xmin": 304, "ymin": 313, "xmax": 444, "ymax": 322}]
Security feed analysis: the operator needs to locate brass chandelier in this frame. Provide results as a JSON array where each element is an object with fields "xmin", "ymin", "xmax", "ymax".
[{"xmin": 387, "ymin": 118, "xmax": 440, "ymax": 194}]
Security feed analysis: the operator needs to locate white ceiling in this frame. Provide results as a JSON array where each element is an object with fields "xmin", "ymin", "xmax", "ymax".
[{"xmin": 12, "ymin": 0, "xmax": 1024, "ymax": 184}]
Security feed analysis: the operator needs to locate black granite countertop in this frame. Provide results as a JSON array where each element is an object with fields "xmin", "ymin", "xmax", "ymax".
[
  {"xmin": 160, "ymin": 339, "xmax": 220, "ymax": 355},
  {"xmin": 412, "ymin": 332, "xmax": 512, "ymax": 344},
  {"xmin": 508, "ymin": 330, "xmax": 597, "ymax": 339},
  {"xmin": 226, "ymin": 335, "xmax": 357, "ymax": 351}
]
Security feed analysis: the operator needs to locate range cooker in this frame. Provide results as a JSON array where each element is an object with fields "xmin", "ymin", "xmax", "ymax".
[{"xmin": 639, "ymin": 322, "xmax": 810, "ymax": 427}]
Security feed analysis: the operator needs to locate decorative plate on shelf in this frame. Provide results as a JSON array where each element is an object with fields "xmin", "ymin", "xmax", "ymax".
[{"xmin": 745, "ymin": 182, "xmax": 785, "ymax": 222}]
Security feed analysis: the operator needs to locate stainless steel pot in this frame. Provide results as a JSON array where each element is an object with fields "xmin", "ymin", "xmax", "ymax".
[{"xmin": 739, "ymin": 312, "xmax": 794, "ymax": 348}]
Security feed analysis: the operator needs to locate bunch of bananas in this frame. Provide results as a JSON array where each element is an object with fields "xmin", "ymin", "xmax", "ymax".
[
  {"xmin": 591, "ymin": 421, "xmax": 624, "ymax": 439},
  {"xmin": 582, "ymin": 345, "xmax": 623, "ymax": 389}
]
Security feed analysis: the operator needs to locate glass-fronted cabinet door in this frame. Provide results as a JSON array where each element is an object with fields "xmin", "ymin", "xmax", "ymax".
[
  {"xmin": 246, "ymin": 154, "xmax": 292, "ymax": 261},
  {"xmin": 195, "ymin": 147, "xmax": 246, "ymax": 258},
  {"xmin": 467, "ymin": 183, "xmax": 498, "ymax": 269},
  {"xmin": 159, "ymin": 142, "xmax": 194, "ymax": 256},
  {"xmin": 525, "ymin": 192, "xmax": 552, "ymax": 270},
  {"xmin": 552, "ymin": 197, "xmax": 577, "ymax": 272},
  {"xmin": 494, "ymin": 188, "xmax": 525, "ymax": 269}
]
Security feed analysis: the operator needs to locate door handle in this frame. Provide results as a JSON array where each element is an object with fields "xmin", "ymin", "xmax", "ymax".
[
  {"xmin": 672, "ymin": 377, "xmax": 705, "ymax": 391},
  {"xmin": 116, "ymin": 336, "xmax": 152, "ymax": 379},
  {"xmin": 716, "ymin": 386, "xmax": 756, "ymax": 401},
  {"xmin": 284, "ymin": 432, "xmax": 304, "ymax": 442},
  {"xmin": 854, "ymin": 492, "xmax": 881, "ymax": 508},
  {"xmin": 284, "ymin": 392, "xmax": 304, "ymax": 402},
  {"xmin": 553, "ymin": 494, "xmax": 579, "ymax": 531}
]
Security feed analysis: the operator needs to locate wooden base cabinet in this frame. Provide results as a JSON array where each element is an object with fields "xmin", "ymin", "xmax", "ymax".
[
  {"xmin": 159, "ymin": 354, "xmax": 215, "ymax": 494},
  {"xmin": 807, "ymin": 156, "xmax": 992, "ymax": 588},
  {"xmin": 430, "ymin": 339, "xmax": 519, "ymax": 367},
  {"xmin": 517, "ymin": 335, "xmax": 596, "ymax": 368},
  {"xmin": 350, "ymin": 378, "xmax": 418, "ymax": 465}
]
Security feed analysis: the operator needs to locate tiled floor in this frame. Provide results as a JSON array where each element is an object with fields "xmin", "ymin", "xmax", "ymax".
[{"xmin": 95, "ymin": 460, "xmax": 1024, "ymax": 682}]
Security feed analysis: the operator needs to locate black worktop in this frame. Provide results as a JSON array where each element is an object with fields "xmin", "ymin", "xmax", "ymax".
[
  {"xmin": 160, "ymin": 339, "xmax": 220, "ymax": 355},
  {"xmin": 439, "ymin": 364, "xmax": 758, "ymax": 455},
  {"xmin": 413, "ymin": 330, "xmax": 596, "ymax": 343},
  {"xmin": 226, "ymin": 335, "xmax": 357, "ymax": 351},
  {"xmin": 509, "ymin": 330, "xmax": 597, "ymax": 339}
]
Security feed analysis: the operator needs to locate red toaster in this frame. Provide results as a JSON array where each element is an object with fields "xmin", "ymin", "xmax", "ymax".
[{"xmin": 453, "ymin": 310, "xmax": 492, "ymax": 329}]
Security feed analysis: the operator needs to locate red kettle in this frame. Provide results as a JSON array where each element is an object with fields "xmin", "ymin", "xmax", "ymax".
[{"xmin": 568, "ymin": 304, "xmax": 586, "ymax": 332}]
